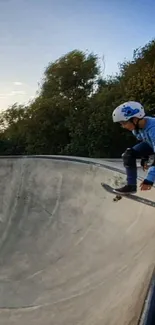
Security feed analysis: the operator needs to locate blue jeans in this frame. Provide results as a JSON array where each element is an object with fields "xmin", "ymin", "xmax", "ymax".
[{"xmin": 125, "ymin": 142, "xmax": 154, "ymax": 185}]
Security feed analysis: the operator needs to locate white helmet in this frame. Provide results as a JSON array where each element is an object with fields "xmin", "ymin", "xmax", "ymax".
[{"xmin": 112, "ymin": 101, "xmax": 145, "ymax": 122}]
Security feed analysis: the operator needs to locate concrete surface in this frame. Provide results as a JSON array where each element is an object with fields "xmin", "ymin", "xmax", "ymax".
[{"xmin": 0, "ymin": 157, "xmax": 155, "ymax": 324}]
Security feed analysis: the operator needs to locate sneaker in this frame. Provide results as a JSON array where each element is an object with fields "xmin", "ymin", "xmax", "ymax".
[{"xmin": 114, "ymin": 184, "xmax": 137, "ymax": 195}]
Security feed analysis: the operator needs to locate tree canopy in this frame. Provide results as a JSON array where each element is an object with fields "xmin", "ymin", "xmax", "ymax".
[{"xmin": 1, "ymin": 40, "xmax": 155, "ymax": 157}]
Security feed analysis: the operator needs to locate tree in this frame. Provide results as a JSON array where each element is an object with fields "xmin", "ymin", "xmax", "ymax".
[
  {"xmin": 0, "ymin": 103, "xmax": 29, "ymax": 154},
  {"xmin": 1, "ymin": 40, "xmax": 155, "ymax": 157},
  {"xmin": 30, "ymin": 50, "xmax": 101, "ymax": 156},
  {"xmin": 40, "ymin": 50, "xmax": 100, "ymax": 101},
  {"xmin": 25, "ymin": 97, "xmax": 70, "ymax": 154}
]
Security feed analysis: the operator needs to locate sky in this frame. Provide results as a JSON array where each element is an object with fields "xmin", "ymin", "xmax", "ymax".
[{"xmin": 0, "ymin": 0, "xmax": 155, "ymax": 111}]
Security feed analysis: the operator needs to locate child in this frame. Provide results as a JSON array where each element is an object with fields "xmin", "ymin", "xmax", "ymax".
[{"xmin": 112, "ymin": 101, "xmax": 155, "ymax": 194}]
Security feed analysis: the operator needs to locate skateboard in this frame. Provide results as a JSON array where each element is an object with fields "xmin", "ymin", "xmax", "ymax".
[{"xmin": 101, "ymin": 182, "xmax": 155, "ymax": 208}]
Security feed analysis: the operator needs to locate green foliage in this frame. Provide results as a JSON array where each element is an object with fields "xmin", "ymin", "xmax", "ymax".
[
  {"xmin": 41, "ymin": 50, "xmax": 100, "ymax": 100},
  {"xmin": 1, "ymin": 40, "xmax": 155, "ymax": 157},
  {"xmin": 25, "ymin": 97, "xmax": 70, "ymax": 154}
]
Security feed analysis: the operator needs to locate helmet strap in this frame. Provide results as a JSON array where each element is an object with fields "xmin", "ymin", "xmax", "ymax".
[{"xmin": 130, "ymin": 118, "xmax": 141, "ymax": 133}]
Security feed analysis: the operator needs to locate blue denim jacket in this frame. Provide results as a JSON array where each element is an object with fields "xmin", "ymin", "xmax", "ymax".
[{"xmin": 132, "ymin": 116, "xmax": 155, "ymax": 183}]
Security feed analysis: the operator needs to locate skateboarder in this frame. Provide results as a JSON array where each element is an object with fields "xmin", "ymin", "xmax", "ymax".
[{"xmin": 112, "ymin": 101, "xmax": 155, "ymax": 194}]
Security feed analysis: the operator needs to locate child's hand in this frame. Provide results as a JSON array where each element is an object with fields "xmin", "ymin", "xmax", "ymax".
[
  {"xmin": 140, "ymin": 179, "xmax": 153, "ymax": 191},
  {"xmin": 140, "ymin": 157, "xmax": 149, "ymax": 171}
]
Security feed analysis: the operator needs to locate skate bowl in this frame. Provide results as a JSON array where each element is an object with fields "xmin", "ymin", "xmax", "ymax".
[{"xmin": 0, "ymin": 156, "xmax": 155, "ymax": 324}]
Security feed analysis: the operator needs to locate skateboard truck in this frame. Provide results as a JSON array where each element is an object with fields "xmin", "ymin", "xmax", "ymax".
[{"xmin": 113, "ymin": 194, "xmax": 122, "ymax": 202}]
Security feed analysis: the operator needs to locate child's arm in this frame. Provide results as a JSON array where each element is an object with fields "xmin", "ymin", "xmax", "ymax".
[{"xmin": 144, "ymin": 127, "xmax": 155, "ymax": 184}]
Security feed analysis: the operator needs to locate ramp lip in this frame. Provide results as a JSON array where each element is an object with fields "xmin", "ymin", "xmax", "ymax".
[{"xmin": 0, "ymin": 154, "xmax": 145, "ymax": 182}]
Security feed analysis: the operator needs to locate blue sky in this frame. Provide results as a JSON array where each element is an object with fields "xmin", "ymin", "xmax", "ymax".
[{"xmin": 0, "ymin": 0, "xmax": 155, "ymax": 110}]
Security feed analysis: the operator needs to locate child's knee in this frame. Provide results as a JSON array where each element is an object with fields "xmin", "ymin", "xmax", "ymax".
[{"xmin": 122, "ymin": 148, "xmax": 137, "ymax": 168}]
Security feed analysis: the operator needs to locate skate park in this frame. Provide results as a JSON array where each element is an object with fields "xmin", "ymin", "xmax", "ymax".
[
  {"xmin": 0, "ymin": 155, "xmax": 155, "ymax": 325},
  {"xmin": 1, "ymin": 0, "xmax": 155, "ymax": 323}
]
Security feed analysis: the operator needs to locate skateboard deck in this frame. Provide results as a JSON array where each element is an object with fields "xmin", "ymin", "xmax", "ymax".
[{"xmin": 101, "ymin": 182, "xmax": 155, "ymax": 208}]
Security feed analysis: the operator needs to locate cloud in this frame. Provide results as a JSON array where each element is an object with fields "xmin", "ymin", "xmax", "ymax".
[
  {"xmin": 9, "ymin": 90, "xmax": 26, "ymax": 96},
  {"xmin": 0, "ymin": 96, "xmax": 6, "ymax": 99},
  {"xmin": 0, "ymin": 93, "xmax": 7, "ymax": 99},
  {"xmin": 0, "ymin": 91, "xmax": 26, "ymax": 99},
  {"xmin": 13, "ymin": 82, "xmax": 23, "ymax": 86},
  {"xmin": 0, "ymin": 90, "xmax": 26, "ymax": 107}
]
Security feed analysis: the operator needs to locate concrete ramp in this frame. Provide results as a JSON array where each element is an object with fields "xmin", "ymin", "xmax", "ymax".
[{"xmin": 0, "ymin": 157, "xmax": 155, "ymax": 324}]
